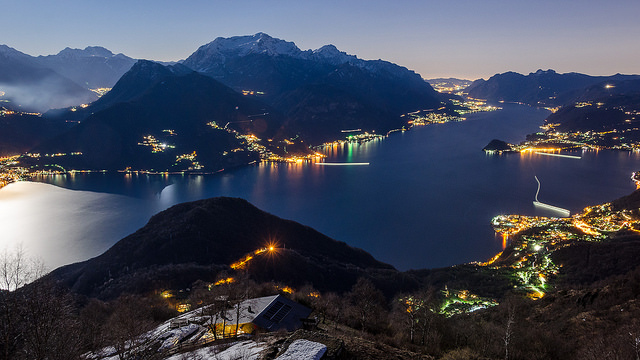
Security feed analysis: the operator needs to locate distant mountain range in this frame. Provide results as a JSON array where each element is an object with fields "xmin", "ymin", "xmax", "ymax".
[
  {"xmin": 0, "ymin": 45, "xmax": 97, "ymax": 112},
  {"xmin": 36, "ymin": 46, "xmax": 137, "ymax": 89},
  {"xmin": 544, "ymin": 79, "xmax": 640, "ymax": 143},
  {"xmin": 467, "ymin": 69, "xmax": 640, "ymax": 142},
  {"xmin": 182, "ymin": 33, "xmax": 443, "ymax": 143},
  {"xmin": 426, "ymin": 78, "xmax": 473, "ymax": 88},
  {"xmin": 28, "ymin": 61, "xmax": 282, "ymax": 172},
  {"xmin": 0, "ymin": 33, "xmax": 448, "ymax": 171},
  {"xmin": 0, "ymin": 45, "xmax": 136, "ymax": 112},
  {"xmin": 466, "ymin": 69, "xmax": 640, "ymax": 107},
  {"xmin": 5, "ymin": 35, "xmax": 640, "ymax": 170}
]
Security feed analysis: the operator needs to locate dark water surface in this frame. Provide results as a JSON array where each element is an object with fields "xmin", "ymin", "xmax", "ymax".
[{"xmin": 2, "ymin": 104, "xmax": 638, "ymax": 270}]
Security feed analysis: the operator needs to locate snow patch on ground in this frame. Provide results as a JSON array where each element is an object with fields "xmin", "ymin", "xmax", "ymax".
[
  {"xmin": 275, "ymin": 339, "xmax": 327, "ymax": 360},
  {"xmin": 158, "ymin": 324, "xmax": 199, "ymax": 351},
  {"xmin": 165, "ymin": 340, "xmax": 265, "ymax": 360}
]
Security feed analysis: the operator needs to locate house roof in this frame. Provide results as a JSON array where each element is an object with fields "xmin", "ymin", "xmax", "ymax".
[
  {"xmin": 164, "ymin": 294, "xmax": 311, "ymax": 333},
  {"xmin": 226, "ymin": 295, "xmax": 280, "ymax": 325},
  {"xmin": 212, "ymin": 294, "xmax": 311, "ymax": 332},
  {"xmin": 251, "ymin": 295, "xmax": 312, "ymax": 332}
]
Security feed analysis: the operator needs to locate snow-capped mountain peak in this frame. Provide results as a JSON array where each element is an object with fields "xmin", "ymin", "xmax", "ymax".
[
  {"xmin": 55, "ymin": 46, "xmax": 115, "ymax": 58},
  {"xmin": 200, "ymin": 33, "xmax": 302, "ymax": 59},
  {"xmin": 309, "ymin": 44, "xmax": 359, "ymax": 65},
  {"xmin": 185, "ymin": 33, "xmax": 370, "ymax": 71}
]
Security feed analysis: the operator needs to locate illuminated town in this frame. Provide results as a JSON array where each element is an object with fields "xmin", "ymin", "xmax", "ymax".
[
  {"xmin": 89, "ymin": 87, "xmax": 112, "ymax": 97},
  {"xmin": 426, "ymin": 171, "xmax": 640, "ymax": 316},
  {"xmin": 316, "ymin": 101, "xmax": 499, "ymax": 151},
  {"xmin": 427, "ymin": 79, "xmax": 473, "ymax": 96},
  {"xmin": 0, "ymin": 97, "xmax": 505, "ymax": 190},
  {"xmin": 478, "ymin": 178, "xmax": 639, "ymax": 300},
  {"xmin": 403, "ymin": 110, "xmax": 462, "ymax": 126},
  {"xmin": 482, "ymin": 99, "xmax": 640, "ymax": 152},
  {"xmin": 451, "ymin": 98, "xmax": 501, "ymax": 114},
  {"xmin": 138, "ymin": 134, "xmax": 176, "ymax": 153},
  {"xmin": 149, "ymin": 175, "xmax": 640, "ymax": 318}
]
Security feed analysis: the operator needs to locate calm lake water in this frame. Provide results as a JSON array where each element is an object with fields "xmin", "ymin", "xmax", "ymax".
[{"xmin": 1, "ymin": 104, "xmax": 639, "ymax": 270}]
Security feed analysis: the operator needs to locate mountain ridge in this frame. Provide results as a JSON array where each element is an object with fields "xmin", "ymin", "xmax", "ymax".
[
  {"xmin": 183, "ymin": 33, "xmax": 442, "ymax": 144},
  {"xmin": 466, "ymin": 69, "xmax": 640, "ymax": 106},
  {"xmin": 30, "ymin": 63, "xmax": 284, "ymax": 171},
  {"xmin": 48, "ymin": 196, "xmax": 406, "ymax": 299},
  {"xmin": 37, "ymin": 45, "xmax": 137, "ymax": 88},
  {"xmin": 0, "ymin": 45, "xmax": 97, "ymax": 112}
]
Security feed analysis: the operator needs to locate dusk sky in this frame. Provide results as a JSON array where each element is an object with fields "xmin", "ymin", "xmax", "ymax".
[{"xmin": 4, "ymin": 0, "xmax": 640, "ymax": 80}]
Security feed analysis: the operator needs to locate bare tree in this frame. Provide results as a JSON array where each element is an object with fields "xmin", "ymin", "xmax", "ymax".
[
  {"xmin": 18, "ymin": 280, "xmax": 82, "ymax": 360},
  {"xmin": 199, "ymin": 295, "xmax": 226, "ymax": 341},
  {"xmin": 629, "ymin": 329, "xmax": 640, "ymax": 360},
  {"xmin": 323, "ymin": 292, "xmax": 344, "ymax": 330},
  {"xmin": 503, "ymin": 303, "xmax": 515, "ymax": 360},
  {"xmin": 78, "ymin": 298, "xmax": 112, "ymax": 353},
  {"xmin": 0, "ymin": 245, "xmax": 47, "ymax": 360},
  {"xmin": 0, "ymin": 244, "xmax": 46, "ymax": 291},
  {"xmin": 416, "ymin": 288, "xmax": 440, "ymax": 349},
  {"xmin": 105, "ymin": 295, "xmax": 155, "ymax": 360},
  {"xmin": 393, "ymin": 288, "xmax": 440, "ymax": 350},
  {"xmin": 190, "ymin": 280, "xmax": 222, "ymax": 341},
  {"xmin": 0, "ymin": 289, "xmax": 18, "ymax": 360},
  {"xmin": 230, "ymin": 276, "xmax": 252, "ymax": 337},
  {"xmin": 347, "ymin": 278, "xmax": 387, "ymax": 334},
  {"xmin": 393, "ymin": 294, "xmax": 419, "ymax": 344}
]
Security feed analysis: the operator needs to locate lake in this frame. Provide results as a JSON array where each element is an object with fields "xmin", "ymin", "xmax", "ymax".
[{"xmin": 1, "ymin": 103, "xmax": 638, "ymax": 270}]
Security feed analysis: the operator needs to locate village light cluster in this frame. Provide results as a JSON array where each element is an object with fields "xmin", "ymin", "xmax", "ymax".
[
  {"xmin": 138, "ymin": 134, "xmax": 175, "ymax": 153},
  {"xmin": 439, "ymin": 288, "xmax": 499, "ymax": 317},
  {"xmin": 451, "ymin": 98, "xmax": 500, "ymax": 114},
  {"xmin": 489, "ymin": 101, "xmax": 640, "ymax": 153},
  {"xmin": 0, "ymin": 98, "xmax": 499, "ymax": 185},
  {"xmin": 486, "ymin": 179, "xmax": 640, "ymax": 300}
]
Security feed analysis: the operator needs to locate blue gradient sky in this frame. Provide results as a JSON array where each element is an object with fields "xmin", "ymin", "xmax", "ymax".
[{"xmin": 4, "ymin": 0, "xmax": 639, "ymax": 79}]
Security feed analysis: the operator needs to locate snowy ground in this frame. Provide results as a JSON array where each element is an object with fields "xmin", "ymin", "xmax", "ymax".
[
  {"xmin": 274, "ymin": 339, "xmax": 327, "ymax": 360},
  {"xmin": 85, "ymin": 296, "xmax": 319, "ymax": 359},
  {"xmin": 164, "ymin": 340, "xmax": 266, "ymax": 360}
]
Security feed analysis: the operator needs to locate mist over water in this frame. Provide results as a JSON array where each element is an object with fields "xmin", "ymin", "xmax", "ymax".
[
  {"xmin": 0, "ymin": 77, "xmax": 96, "ymax": 112},
  {"xmin": 3, "ymin": 104, "xmax": 639, "ymax": 270}
]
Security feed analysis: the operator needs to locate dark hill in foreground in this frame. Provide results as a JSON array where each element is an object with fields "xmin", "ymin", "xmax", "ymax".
[{"xmin": 49, "ymin": 197, "xmax": 410, "ymax": 299}]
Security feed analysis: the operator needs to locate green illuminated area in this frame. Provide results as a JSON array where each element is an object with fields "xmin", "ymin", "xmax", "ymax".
[
  {"xmin": 487, "ymin": 188, "xmax": 640, "ymax": 300},
  {"xmin": 439, "ymin": 288, "xmax": 498, "ymax": 317},
  {"xmin": 344, "ymin": 132, "xmax": 384, "ymax": 142},
  {"xmin": 489, "ymin": 217, "xmax": 602, "ymax": 301},
  {"xmin": 438, "ymin": 176, "xmax": 640, "ymax": 316}
]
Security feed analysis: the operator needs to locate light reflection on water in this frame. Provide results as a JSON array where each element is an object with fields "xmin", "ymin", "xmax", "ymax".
[
  {"xmin": 0, "ymin": 182, "xmax": 151, "ymax": 268},
  {"xmin": 2, "ymin": 104, "xmax": 639, "ymax": 270}
]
